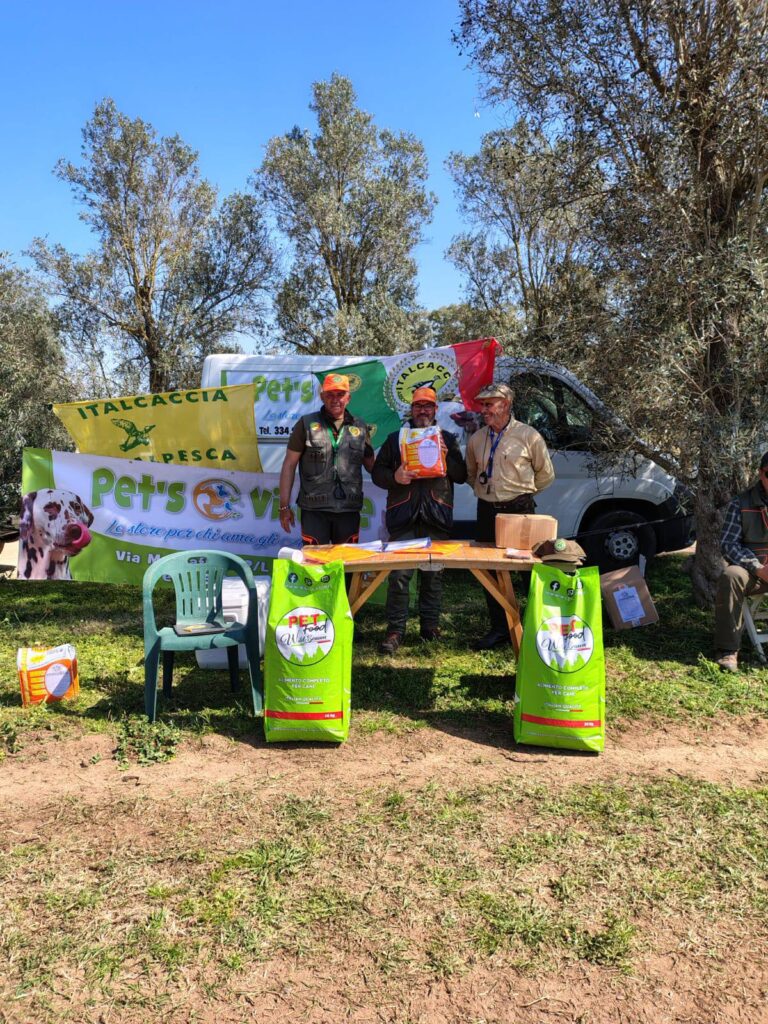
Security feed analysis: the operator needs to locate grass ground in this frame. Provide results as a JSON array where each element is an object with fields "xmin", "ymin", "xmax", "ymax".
[{"xmin": 0, "ymin": 556, "xmax": 766, "ymax": 1023}]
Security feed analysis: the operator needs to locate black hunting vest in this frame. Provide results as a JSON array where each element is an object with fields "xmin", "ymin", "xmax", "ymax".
[
  {"xmin": 298, "ymin": 411, "xmax": 368, "ymax": 513},
  {"xmin": 738, "ymin": 481, "xmax": 768, "ymax": 563}
]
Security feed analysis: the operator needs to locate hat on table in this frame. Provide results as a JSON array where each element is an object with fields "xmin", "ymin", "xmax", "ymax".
[
  {"xmin": 321, "ymin": 373, "xmax": 350, "ymax": 393},
  {"xmin": 411, "ymin": 386, "xmax": 438, "ymax": 404},
  {"xmin": 532, "ymin": 538, "xmax": 586, "ymax": 564},
  {"xmin": 475, "ymin": 382, "xmax": 515, "ymax": 402}
]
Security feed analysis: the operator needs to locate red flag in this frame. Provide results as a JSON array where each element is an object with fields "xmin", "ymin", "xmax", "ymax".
[{"xmin": 451, "ymin": 338, "xmax": 502, "ymax": 411}]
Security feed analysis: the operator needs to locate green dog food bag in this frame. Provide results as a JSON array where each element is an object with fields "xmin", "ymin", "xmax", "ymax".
[
  {"xmin": 513, "ymin": 564, "xmax": 605, "ymax": 752},
  {"xmin": 264, "ymin": 559, "xmax": 353, "ymax": 743}
]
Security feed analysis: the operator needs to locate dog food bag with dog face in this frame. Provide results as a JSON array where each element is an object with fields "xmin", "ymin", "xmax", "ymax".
[
  {"xmin": 17, "ymin": 645, "xmax": 79, "ymax": 706},
  {"xmin": 398, "ymin": 426, "xmax": 447, "ymax": 479},
  {"xmin": 513, "ymin": 564, "xmax": 605, "ymax": 752},
  {"xmin": 264, "ymin": 559, "xmax": 352, "ymax": 743}
]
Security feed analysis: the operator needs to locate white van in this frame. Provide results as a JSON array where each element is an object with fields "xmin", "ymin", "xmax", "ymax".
[{"xmin": 202, "ymin": 350, "xmax": 693, "ymax": 571}]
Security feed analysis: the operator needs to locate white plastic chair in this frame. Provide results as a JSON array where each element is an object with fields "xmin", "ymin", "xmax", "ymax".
[{"xmin": 743, "ymin": 594, "xmax": 768, "ymax": 664}]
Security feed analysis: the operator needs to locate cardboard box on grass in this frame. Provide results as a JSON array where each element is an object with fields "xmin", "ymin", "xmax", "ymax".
[
  {"xmin": 600, "ymin": 565, "xmax": 659, "ymax": 630},
  {"xmin": 495, "ymin": 513, "xmax": 557, "ymax": 550}
]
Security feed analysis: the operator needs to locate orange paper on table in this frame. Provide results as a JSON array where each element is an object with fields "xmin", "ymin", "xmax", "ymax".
[
  {"xmin": 398, "ymin": 426, "xmax": 447, "ymax": 479},
  {"xmin": 302, "ymin": 545, "xmax": 381, "ymax": 564},
  {"xmin": 428, "ymin": 541, "xmax": 463, "ymax": 556},
  {"xmin": 17, "ymin": 644, "xmax": 79, "ymax": 706}
]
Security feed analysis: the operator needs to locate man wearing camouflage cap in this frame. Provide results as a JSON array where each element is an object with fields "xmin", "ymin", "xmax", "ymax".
[
  {"xmin": 279, "ymin": 373, "xmax": 375, "ymax": 545},
  {"xmin": 467, "ymin": 381, "xmax": 555, "ymax": 649}
]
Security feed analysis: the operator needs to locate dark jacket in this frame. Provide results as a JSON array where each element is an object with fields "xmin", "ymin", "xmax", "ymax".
[
  {"xmin": 298, "ymin": 409, "xmax": 369, "ymax": 512},
  {"xmin": 738, "ymin": 481, "xmax": 768, "ymax": 562},
  {"xmin": 372, "ymin": 421, "xmax": 467, "ymax": 535}
]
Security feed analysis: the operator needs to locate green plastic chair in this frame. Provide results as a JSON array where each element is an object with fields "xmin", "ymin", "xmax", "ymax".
[{"xmin": 142, "ymin": 550, "xmax": 262, "ymax": 722}]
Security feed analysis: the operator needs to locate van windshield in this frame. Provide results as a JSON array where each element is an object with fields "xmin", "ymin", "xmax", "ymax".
[{"xmin": 512, "ymin": 373, "xmax": 595, "ymax": 450}]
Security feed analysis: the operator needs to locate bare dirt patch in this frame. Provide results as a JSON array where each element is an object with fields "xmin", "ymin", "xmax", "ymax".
[
  {"xmin": 1, "ymin": 715, "xmax": 766, "ymax": 815},
  {"xmin": 1, "ymin": 718, "xmax": 767, "ymax": 1024}
]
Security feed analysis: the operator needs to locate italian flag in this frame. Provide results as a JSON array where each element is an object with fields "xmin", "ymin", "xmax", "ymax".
[
  {"xmin": 316, "ymin": 338, "xmax": 502, "ymax": 448},
  {"xmin": 451, "ymin": 337, "xmax": 503, "ymax": 410}
]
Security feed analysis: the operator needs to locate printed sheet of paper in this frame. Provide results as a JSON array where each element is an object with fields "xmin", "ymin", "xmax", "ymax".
[{"xmin": 615, "ymin": 585, "xmax": 645, "ymax": 623}]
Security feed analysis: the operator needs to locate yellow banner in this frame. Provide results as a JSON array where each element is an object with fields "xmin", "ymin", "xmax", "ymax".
[{"xmin": 53, "ymin": 383, "xmax": 262, "ymax": 472}]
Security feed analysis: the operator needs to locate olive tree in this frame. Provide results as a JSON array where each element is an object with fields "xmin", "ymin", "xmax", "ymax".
[
  {"xmin": 256, "ymin": 73, "xmax": 436, "ymax": 356},
  {"xmin": 458, "ymin": 0, "xmax": 768, "ymax": 603},
  {"xmin": 0, "ymin": 257, "xmax": 74, "ymax": 514},
  {"xmin": 447, "ymin": 121, "xmax": 607, "ymax": 362},
  {"xmin": 31, "ymin": 99, "xmax": 275, "ymax": 394}
]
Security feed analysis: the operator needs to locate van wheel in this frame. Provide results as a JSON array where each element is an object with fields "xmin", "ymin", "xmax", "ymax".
[{"xmin": 581, "ymin": 511, "xmax": 657, "ymax": 573}]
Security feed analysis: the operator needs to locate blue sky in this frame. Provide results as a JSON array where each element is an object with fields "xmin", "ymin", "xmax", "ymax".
[{"xmin": 1, "ymin": 1, "xmax": 510, "ymax": 326}]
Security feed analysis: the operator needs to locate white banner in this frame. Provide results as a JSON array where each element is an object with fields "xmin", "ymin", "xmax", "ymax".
[{"xmin": 20, "ymin": 449, "xmax": 388, "ymax": 584}]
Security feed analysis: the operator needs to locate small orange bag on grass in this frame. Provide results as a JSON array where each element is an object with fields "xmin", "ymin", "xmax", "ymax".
[
  {"xmin": 17, "ymin": 645, "xmax": 79, "ymax": 706},
  {"xmin": 398, "ymin": 426, "xmax": 447, "ymax": 479}
]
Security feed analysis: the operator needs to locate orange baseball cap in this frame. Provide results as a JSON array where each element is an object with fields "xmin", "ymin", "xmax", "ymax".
[
  {"xmin": 411, "ymin": 386, "xmax": 438, "ymax": 404},
  {"xmin": 321, "ymin": 373, "xmax": 350, "ymax": 393}
]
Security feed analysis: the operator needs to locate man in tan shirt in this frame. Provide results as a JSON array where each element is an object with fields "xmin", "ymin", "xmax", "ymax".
[{"xmin": 467, "ymin": 382, "xmax": 555, "ymax": 649}]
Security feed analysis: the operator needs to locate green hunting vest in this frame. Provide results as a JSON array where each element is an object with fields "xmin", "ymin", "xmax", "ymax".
[
  {"xmin": 738, "ymin": 481, "xmax": 768, "ymax": 562},
  {"xmin": 297, "ymin": 411, "xmax": 368, "ymax": 513}
]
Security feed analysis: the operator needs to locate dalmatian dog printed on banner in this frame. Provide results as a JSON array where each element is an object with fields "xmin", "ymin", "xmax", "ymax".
[{"xmin": 19, "ymin": 489, "xmax": 94, "ymax": 580}]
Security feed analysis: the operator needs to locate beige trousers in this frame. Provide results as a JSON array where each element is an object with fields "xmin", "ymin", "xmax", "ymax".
[{"xmin": 714, "ymin": 565, "xmax": 768, "ymax": 651}]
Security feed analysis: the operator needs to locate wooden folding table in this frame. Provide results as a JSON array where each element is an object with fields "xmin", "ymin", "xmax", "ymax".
[{"xmin": 303, "ymin": 542, "xmax": 540, "ymax": 655}]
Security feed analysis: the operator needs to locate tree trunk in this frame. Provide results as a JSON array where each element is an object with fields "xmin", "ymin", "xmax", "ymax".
[
  {"xmin": 148, "ymin": 362, "xmax": 170, "ymax": 394},
  {"xmin": 688, "ymin": 472, "xmax": 731, "ymax": 609},
  {"xmin": 689, "ymin": 501, "xmax": 723, "ymax": 609}
]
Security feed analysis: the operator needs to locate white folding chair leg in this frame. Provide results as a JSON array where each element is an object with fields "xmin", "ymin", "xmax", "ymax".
[{"xmin": 743, "ymin": 597, "xmax": 768, "ymax": 664}]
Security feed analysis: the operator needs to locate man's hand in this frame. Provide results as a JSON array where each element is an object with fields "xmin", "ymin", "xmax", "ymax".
[
  {"xmin": 394, "ymin": 465, "xmax": 417, "ymax": 485},
  {"xmin": 279, "ymin": 506, "xmax": 296, "ymax": 534},
  {"xmin": 756, "ymin": 563, "xmax": 768, "ymax": 584}
]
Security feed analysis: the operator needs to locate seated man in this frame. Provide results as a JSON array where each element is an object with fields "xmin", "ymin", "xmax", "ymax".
[
  {"xmin": 714, "ymin": 451, "xmax": 768, "ymax": 672},
  {"xmin": 371, "ymin": 387, "xmax": 467, "ymax": 653}
]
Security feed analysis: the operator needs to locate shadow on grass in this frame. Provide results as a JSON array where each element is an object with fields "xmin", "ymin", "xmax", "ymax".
[{"xmin": 4, "ymin": 556, "xmax": 765, "ymax": 755}]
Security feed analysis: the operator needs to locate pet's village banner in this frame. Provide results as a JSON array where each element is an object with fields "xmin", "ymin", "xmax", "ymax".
[
  {"xmin": 53, "ymin": 382, "xmax": 263, "ymax": 473},
  {"xmin": 20, "ymin": 449, "xmax": 386, "ymax": 584}
]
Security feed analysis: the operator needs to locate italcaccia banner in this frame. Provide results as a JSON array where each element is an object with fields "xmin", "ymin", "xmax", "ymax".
[
  {"xmin": 215, "ymin": 338, "xmax": 502, "ymax": 445},
  {"xmin": 19, "ymin": 449, "xmax": 387, "ymax": 585},
  {"xmin": 53, "ymin": 382, "xmax": 263, "ymax": 473}
]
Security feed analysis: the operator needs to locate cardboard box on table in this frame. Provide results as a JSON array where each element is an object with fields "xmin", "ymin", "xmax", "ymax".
[
  {"xmin": 495, "ymin": 514, "xmax": 558, "ymax": 550},
  {"xmin": 600, "ymin": 566, "xmax": 659, "ymax": 630}
]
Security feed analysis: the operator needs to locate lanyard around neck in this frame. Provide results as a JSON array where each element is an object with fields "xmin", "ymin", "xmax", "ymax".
[
  {"xmin": 326, "ymin": 424, "xmax": 345, "ymax": 464},
  {"xmin": 486, "ymin": 423, "xmax": 507, "ymax": 479}
]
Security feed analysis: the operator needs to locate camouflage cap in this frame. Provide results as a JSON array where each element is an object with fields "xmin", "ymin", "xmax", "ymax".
[
  {"xmin": 475, "ymin": 382, "xmax": 515, "ymax": 403},
  {"xmin": 532, "ymin": 538, "xmax": 586, "ymax": 564}
]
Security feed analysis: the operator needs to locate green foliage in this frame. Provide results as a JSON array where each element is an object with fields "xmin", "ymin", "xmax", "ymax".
[
  {"xmin": 419, "ymin": 302, "xmax": 512, "ymax": 350},
  {"xmin": 0, "ymin": 257, "xmax": 73, "ymax": 514},
  {"xmin": 447, "ymin": 122, "xmax": 606, "ymax": 360},
  {"xmin": 31, "ymin": 98, "xmax": 275, "ymax": 394},
  {"xmin": 114, "ymin": 716, "xmax": 180, "ymax": 766},
  {"xmin": 256, "ymin": 73, "xmax": 435, "ymax": 355},
  {"xmin": 457, "ymin": 0, "xmax": 768, "ymax": 603}
]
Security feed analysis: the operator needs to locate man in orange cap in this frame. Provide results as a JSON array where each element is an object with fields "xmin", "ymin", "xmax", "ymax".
[
  {"xmin": 279, "ymin": 373, "xmax": 374, "ymax": 545},
  {"xmin": 372, "ymin": 387, "xmax": 467, "ymax": 653}
]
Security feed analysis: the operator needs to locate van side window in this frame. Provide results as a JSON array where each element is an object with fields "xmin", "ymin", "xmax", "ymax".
[{"xmin": 513, "ymin": 374, "xmax": 595, "ymax": 450}]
